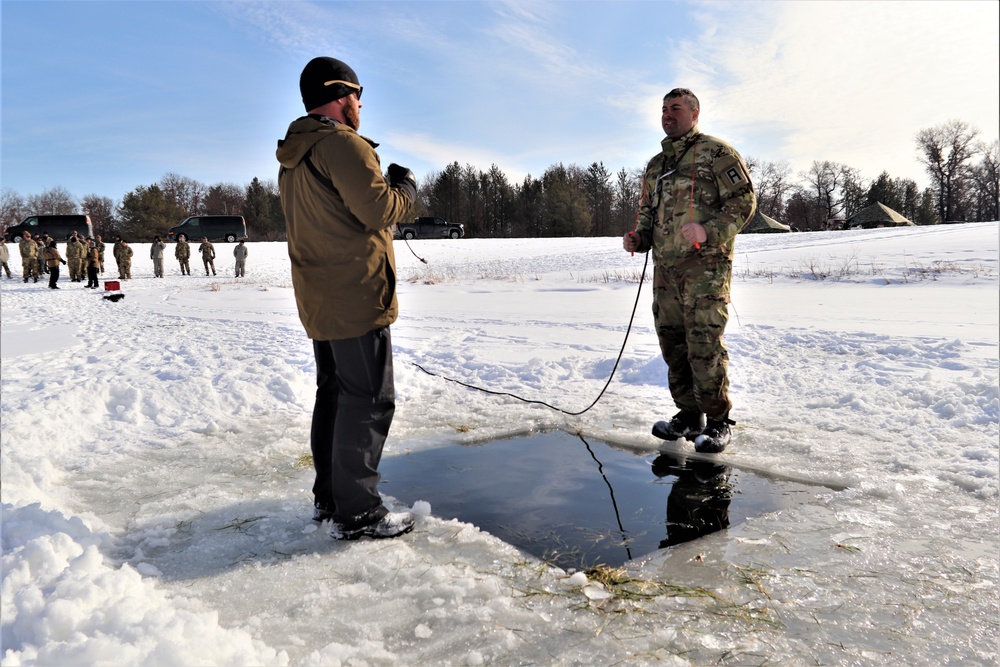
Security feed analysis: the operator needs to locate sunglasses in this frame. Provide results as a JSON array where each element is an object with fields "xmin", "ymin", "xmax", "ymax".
[{"xmin": 324, "ymin": 79, "xmax": 362, "ymax": 100}]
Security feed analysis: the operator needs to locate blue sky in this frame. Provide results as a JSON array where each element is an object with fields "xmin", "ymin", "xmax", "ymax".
[{"xmin": 2, "ymin": 0, "xmax": 998, "ymax": 203}]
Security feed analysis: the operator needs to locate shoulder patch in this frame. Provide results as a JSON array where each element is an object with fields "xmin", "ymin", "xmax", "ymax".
[{"xmin": 724, "ymin": 165, "xmax": 748, "ymax": 187}]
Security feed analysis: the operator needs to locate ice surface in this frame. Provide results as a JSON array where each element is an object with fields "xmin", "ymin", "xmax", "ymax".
[{"xmin": 2, "ymin": 223, "xmax": 997, "ymax": 665}]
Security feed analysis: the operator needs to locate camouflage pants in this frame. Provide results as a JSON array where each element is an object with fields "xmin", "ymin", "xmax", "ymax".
[
  {"xmin": 652, "ymin": 259, "xmax": 733, "ymax": 420},
  {"xmin": 21, "ymin": 257, "xmax": 38, "ymax": 281}
]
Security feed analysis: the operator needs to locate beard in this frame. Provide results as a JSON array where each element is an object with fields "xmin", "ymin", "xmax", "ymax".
[{"xmin": 344, "ymin": 104, "xmax": 361, "ymax": 131}]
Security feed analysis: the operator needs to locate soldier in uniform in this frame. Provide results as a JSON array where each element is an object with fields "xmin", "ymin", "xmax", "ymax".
[
  {"xmin": 66, "ymin": 234, "xmax": 84, "ymax": 282},
  {"xmin": 95, "ymin": 235, "xmax": 106, "ymax": 273},
  {"xmin": 175, "ymin": 237, "xmax": 191, "ymax": 275},
  {"xmin": 624, "ymin": 88, "xmax": 756, "ymax": 453},
  {"xmin": 18, "ymin": 232, "xmax": 39, "ymax": 283},
  {"xmin": 198, "ymin": 237, "xmax": 216, "ymax": 276},
  {"xmin": 119, "ymin": 240, "xmax": 133, "ymax": 279},
  {"xmin": 35, "ymin": 237, "xmax": 47, "ymax": 276},
  {"xmin": 233, "ymin": 240, "xmax": 248, "ymax": 277},
  {"xmin": 0, "ymin": 239, "xmax": 11, "ymax": 278},
  {"xmin": 150, "ymin": 236, "xmax": 166, "ymax": 278},
  {"xmin": 113, "ymin": 235, "xmax": 125, "ymax": 279}
]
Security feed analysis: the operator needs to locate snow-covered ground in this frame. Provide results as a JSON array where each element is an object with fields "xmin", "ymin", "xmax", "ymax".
[{"xmin": 2, "ymin": 222, "xmax": 997, "ymax": 666}]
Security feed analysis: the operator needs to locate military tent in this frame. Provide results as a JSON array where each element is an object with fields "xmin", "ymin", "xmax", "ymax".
[
  {"xmin": 743, "ymin": 211, "xmax": 791, "ymax": 233},
  {"xmin": 846, "ymin": 202, "xmax": 915, "ymax": 229}
]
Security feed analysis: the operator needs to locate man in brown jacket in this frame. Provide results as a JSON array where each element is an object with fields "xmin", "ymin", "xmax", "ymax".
[
  {"xmin": 277, "ymin": 56, "xmax": 417, "ymax": 541},
  {"xmin": 42, "ymin": 239, "xmax": 67, "ymax": 289}
]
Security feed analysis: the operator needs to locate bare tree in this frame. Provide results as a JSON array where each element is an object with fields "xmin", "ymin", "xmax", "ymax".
[
  {"xmin": 1, "ymin": 188, "xmax": 26, "ymax": 231},
  {"xmin": 159, "ymin": 173, "xmax": 206, "ymax": 217},
  {"xmin": 26, "ymin": 186, "xmax": 78, "ymax": 215},
  {"xmin": 916, "ymin": 119, "xmax": 980, "ymax": 222},
  {"xmin": 81, "ymin": 194, "xmax": 116, "ymax": 238},
  {"xmin": 748, "ymin": 159, "xmax": 793, "ymax": 220},
  {"xmin": 203, "ymin": 183, "xmax": 244, "ymax": 215},
  {"xmin": 839, "ymin": 166, "xmax": 869, "ymax": 219},
  {"xmin": 969, "ymin": 138, "xmax": 999, "ymax": 222},
  {"xmin": 801, "ymin": 161, "xmax": 844, "ymax": 225}
]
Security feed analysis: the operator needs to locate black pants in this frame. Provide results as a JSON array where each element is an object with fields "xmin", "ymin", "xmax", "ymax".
[
  {"xmin": 48, "ymin": 265, "xmax": 60, "ymax": 288},
  {"xmin": 311, "ymin": 327, "xmax": 395, "ymax": 526},
  {"xmin": 87, "ymin": 266, "xmax": 99, "ymax": 287}
]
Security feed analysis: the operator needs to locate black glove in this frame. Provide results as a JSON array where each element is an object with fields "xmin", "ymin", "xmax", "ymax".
[
  {"xmin": 62, "ymin": 260, "xmax": 67, "ymax": 265},
  {"xmin": 387, "ymin": 163, "xmax": 416, "ymax": 203}
]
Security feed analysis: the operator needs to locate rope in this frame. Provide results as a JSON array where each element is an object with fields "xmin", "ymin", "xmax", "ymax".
[{"xmin": 410, "ymin": 249, "xmax": 650, "ymax": 416}]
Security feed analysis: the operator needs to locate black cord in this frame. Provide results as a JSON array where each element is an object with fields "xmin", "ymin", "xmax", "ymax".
[
  {"xmin": 579, "ymin": 434, "xmax": 633, "ymax": 561},
  {"xmin": 410, "ymin": 250, "xmax": 650, "ymax": 416}
]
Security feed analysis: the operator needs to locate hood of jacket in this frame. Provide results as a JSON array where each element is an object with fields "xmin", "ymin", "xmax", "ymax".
[{"xmin": 276, "ymin": 115, "xmax": 379, "ymax": 170}]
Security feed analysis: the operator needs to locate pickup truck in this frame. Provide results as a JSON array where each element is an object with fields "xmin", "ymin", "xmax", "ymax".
[{"xmin": 394, "ymin": 216, "xmax": 465, "ymax": 240}]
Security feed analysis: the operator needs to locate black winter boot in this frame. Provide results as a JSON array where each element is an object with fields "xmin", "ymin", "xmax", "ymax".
[
  {"xmin": 652, "ymin": 410, "xmax": 706, "ymax": 442},
  {"xmin": 695, "ymin": 419, "xmax": 733, "ymax": 453}
]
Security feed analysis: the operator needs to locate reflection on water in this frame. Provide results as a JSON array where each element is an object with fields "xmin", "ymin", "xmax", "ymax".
[
  {"xmin": 380, "ymin": 431, "xmax": 826, "ymax": 570},
  {"xmin": 651, "ymin": 453, "xmax": 732, "ymax": 549}
]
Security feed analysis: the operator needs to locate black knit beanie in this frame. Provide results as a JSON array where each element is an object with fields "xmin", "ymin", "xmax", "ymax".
[{"xmin": 300, "ymin": 57, "xmax": 360, "ymax": 111}]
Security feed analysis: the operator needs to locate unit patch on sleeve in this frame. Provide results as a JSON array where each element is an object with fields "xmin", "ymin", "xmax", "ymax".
[{"xmin": 725, "ymin": 166, "xmax": 747, "ymax": 187}]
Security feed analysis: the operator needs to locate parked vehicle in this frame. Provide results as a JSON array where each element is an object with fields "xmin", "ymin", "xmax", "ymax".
[
  {"xmin": 167, "ymin": 215, "xmax": 248, "ymax": 243},
  {"xmin": 394, "ymin": 216, "xmax": 465, "ymax": 240},
  {"xmin": 4, "ymin": 214, "xmax": 93, "ymax": 242}
]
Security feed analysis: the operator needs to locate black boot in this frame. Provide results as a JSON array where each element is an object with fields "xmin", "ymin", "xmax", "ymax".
[
  {"xmin": 652, "ymin": 410, "xmax": 706, "ymax": 442},
  {"xmin": 694, "ymin": 419, "xmax": 733, "ymax": 454}
]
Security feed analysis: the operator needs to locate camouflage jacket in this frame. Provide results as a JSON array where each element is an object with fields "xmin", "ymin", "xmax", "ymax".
[
  {"xmin": 175, "ymin": 240, "xmax": 190, "ymax": 260},
  {"xmin": 634, "ymin": 126, "xmax": 756, "ymax": 268},
  {"xmin": 198, "ymin": 241, "xmax": 215, "ymax": 260},
  {"xmin": 19, "ymin": 238, "xmax": 38, "ymax": 260},
  {"xmin": 66, "ymin": 238, "xmax": 85, "ymax": 260}
]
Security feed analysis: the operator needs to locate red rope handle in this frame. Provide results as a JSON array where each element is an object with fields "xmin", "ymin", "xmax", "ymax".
[{"xmin": 690, "ymin": 139, "xmax": 700, "ymax": 249}]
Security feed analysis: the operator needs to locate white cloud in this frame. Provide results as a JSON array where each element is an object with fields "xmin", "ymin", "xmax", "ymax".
[{"xmin": 672, "ymin": 0, "xmax": 1000, "ymax": 186}]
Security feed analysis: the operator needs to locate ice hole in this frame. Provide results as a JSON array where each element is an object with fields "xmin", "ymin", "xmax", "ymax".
[{"xmin": 380, "ymin": 430, "xmax": 837, "ymax": 570}]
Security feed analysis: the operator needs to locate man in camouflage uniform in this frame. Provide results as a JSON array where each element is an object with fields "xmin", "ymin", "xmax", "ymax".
[
  {"xmin": 117, "ymin": 240, "xmax": 133, "ymax": 279},
  {"xmin": 175, "ymin": 237, "xmax": 191, "ymax": 275},
  {"xmin": 95, "ymin": 235, "xmax": 106, "ymax": 273},
  {"xmin": 624, "ymin": 88, "xmax": 756, "ymax": 453},
  {"xmin": 198, "ymin": 237, "xmax": 216, "ymax": 276},
  {"xmin": 35, "ymin": 236, "xmax": 47, "ymax": 276},
  {"xmin": 113, "ymin": 236, "xmax": 126, "ymax": 279},
  {"xmin": 18, "ymin": 232, "xmax": 39, "ymax": 283},
  {"xmin": 66, "ymin": 234, "xmax": 85, "ymax": 282}
]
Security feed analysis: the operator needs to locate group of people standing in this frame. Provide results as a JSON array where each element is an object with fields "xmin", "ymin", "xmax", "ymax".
[
  {"xmin": 121, "ymin": 235, "xmax": 219, "ymax": 279},
  {"xmin": 0, "ymin": 234, "xmax": 250, "ymax": 287},
  {"xmin": 1, "ymin": 231, "xmax": 103, "ymax": 289}
]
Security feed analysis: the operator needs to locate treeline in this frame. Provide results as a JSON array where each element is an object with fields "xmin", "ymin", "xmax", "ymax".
[
  {"xmin": 2, "ymin": 120, "xmax": 996, "ymax": 241},
  {"xmin": 0, "ymin": 174, "xmax": 284, "ymax": 242}
]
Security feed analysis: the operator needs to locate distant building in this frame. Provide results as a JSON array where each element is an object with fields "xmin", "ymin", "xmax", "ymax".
[
  {"xmin": 743, "ymin": 211, "xmax": 792, "ymax": 233},
  {"xmin": 846, "ymin": 202, "xmax": 915, "ymax": 229}
]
